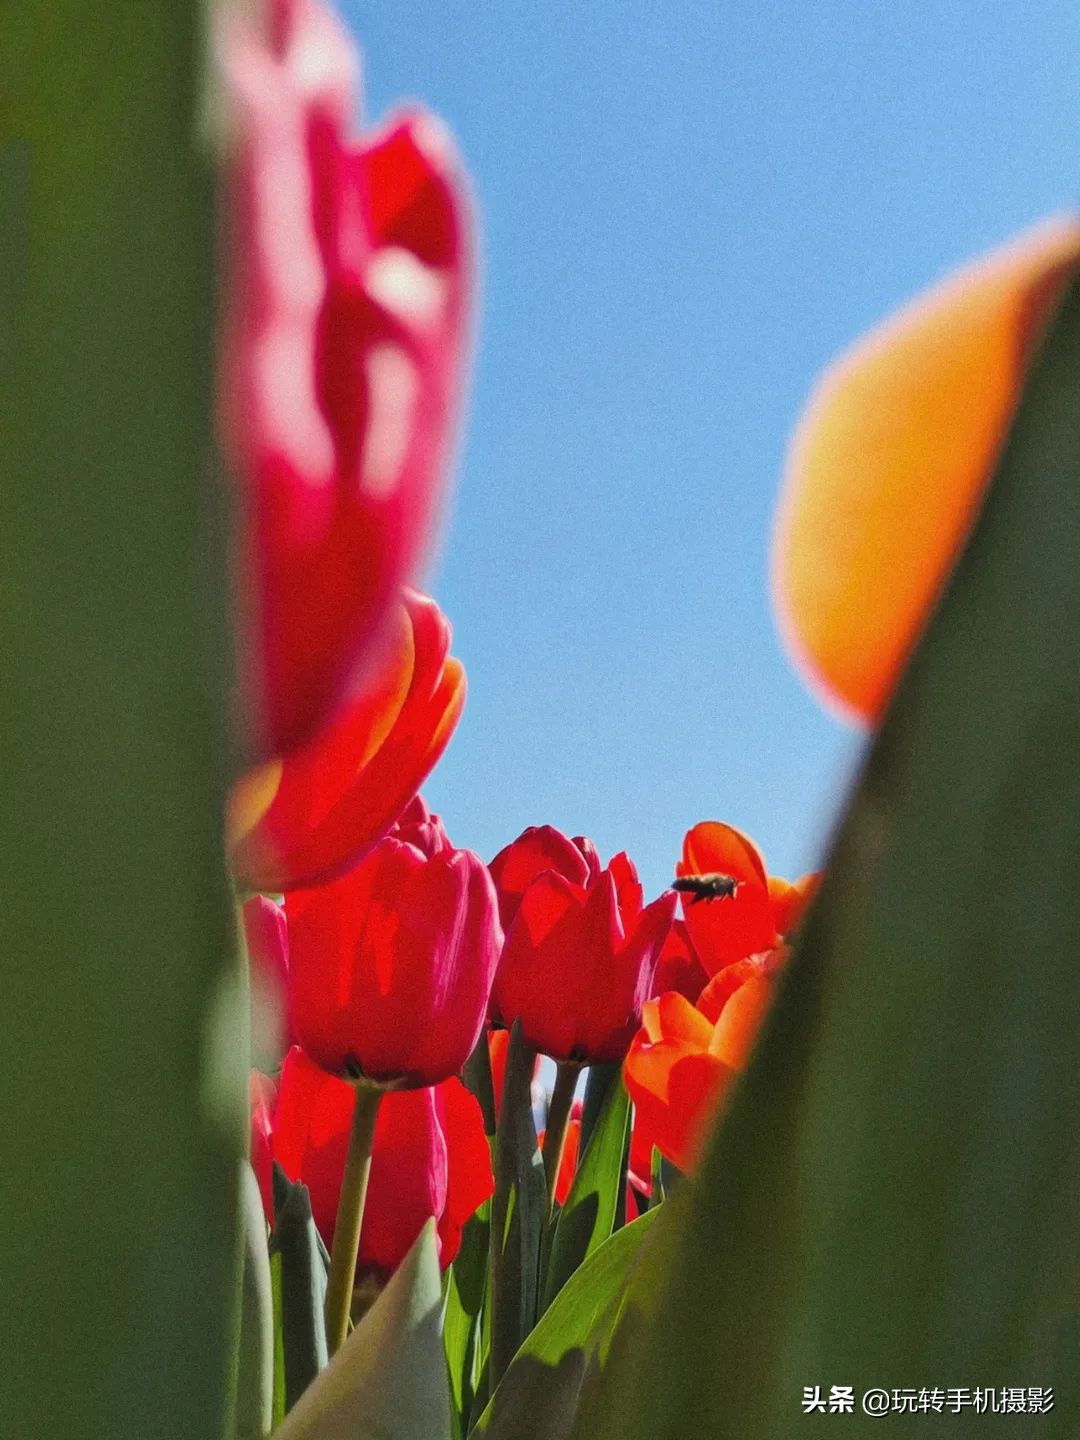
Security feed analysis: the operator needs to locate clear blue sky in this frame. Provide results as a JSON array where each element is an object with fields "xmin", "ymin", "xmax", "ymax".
[{"xmin": 345, "ymin": 0, "xmax": 1079, "ymax": 898}]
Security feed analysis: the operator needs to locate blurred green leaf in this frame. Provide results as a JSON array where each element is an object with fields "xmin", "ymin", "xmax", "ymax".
[
  {"xmin": 542, "ymin": 1074, "xmax": 630, "ymax": 1311},
  {"xmin": 1, "ymin": 6, "xmax": 236, "ymax": 1440},
  {"xmin": 271, "ymin": 1165, "xmax": 329, "ymax": 1413},
  {"xmin": 236, "ymin": 1165, "xmax": 274, "ymax": 1439},
  {"xmin": 271, "ymin": 1219, "xmax": 450, "ymax": 1440},
  {"xmin": 568, "ymin": 274, "xmax": 1080, "ymax": 1438},
  {"xmin": 474, "ymin": 1209, "xmax": 659, "ymax": 1439},
  {"xmin": 489, "ymin": 1022, "xmax": 546, "ymax": 1389}
]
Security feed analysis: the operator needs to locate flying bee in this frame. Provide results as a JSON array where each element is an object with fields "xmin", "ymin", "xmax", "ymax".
[{"xmin": 671, "ymin": 872, "xmax": 741, "ymax": 905}]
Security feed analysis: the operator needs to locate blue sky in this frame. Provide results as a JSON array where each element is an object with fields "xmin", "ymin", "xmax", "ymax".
[{"xmin": 345, "ymin": 0, "xmax": 1079, "ymax": 897}]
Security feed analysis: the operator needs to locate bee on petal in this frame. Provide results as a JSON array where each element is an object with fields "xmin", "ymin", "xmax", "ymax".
[{"xmin": 671, "ymin": 873, "xmax": 741, "ymax": 905}]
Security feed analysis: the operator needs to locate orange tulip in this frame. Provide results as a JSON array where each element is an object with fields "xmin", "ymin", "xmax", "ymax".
[
  {"xmin": 773, "ymin": 217, "xmax": 1080, "ymax": 722},
  {"xmin": 625, "ymin": 947, "xmax": 787, "ymax": 1173},
  {"xmin": 229, "ymin": 589, "xmax": 465, "ymax": 892},
  {"xmin": 677, "ymin": 820, "xmax": 817, "ymax": 975}
]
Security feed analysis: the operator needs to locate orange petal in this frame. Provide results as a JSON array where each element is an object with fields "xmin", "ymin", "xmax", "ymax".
[
  {"xmin": 648, "ymin": 990, "xmax": 716, "ymax": 1049},
  {"xmin": 708, "ymin": 973, "xmax": 775, "ymax": 1070},
  {"xmin": 677, "ymin": 821, "xmax": 776, "ymax": 973},
  {"xmin": 767, "ymin": 871, "xmax": 820, "ymax": 939},
  {"xmin": 773, "ymin": 217, "xmax": 1080, "ymax": 722}
]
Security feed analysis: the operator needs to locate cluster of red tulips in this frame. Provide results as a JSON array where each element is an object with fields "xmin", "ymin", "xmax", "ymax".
[{"xmin": 243, "ymin": 802, "xmax": 818, "ymax": 1289}]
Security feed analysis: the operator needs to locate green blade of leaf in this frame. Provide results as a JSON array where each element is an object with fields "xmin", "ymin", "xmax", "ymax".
[
  {"xmin": 271, "ymin": 1253, "xmax": 287, "ymax": 1429},
  {"xmin": 236, "ymin": 1164, "xmax": 275, "ymax": 1440},
  {"xmin": 271, "ymin": 1164, "xmax": 329, "ymax": 1413},
  {"xmin": 271, "ymin": 1219, "xmax": 450, "ymax": 1440},
  {"xmin": 463, "ymin": 1035, "xmax": 498, "ymax": 1138},
  {"xmin": 541, "ymin": 1074, "xmax": 630, "ymax": 1311},
  {"xmin": 473, "ymin": 1208, "xmax": 660, "ymax": 1439},
  {"xmin": 577, "ymin": 1062, "xmax": 619, "ymax": 1160},
  {"xmin": 488, "ymin": 1021, "xmax": 547, "ymax": 1390},
  {"xmin": 569, "ymin": 276, "xmax": 1080, "ymax": 1438}
]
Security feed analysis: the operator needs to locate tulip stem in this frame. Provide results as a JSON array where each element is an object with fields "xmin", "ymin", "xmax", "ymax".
[
  {"xmin": 324, "ymin": 1083, "xmax": 383, "ymax": 1356},
  {"xmin": 542, "ymin": 1062, "xmax": 578, "ymax": 1207}
]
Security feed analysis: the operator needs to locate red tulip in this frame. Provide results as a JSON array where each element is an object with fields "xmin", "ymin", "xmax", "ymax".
[
  {"xmin": 285, "ymin": 836, "xmax": 502, "ymax": 1087},
  {"xmin": 389, "ymin": 793, "xmax": 450, "ymax": 856},
  {"xmin": 243, "ymin": 895, "xmax": 293, "ymax": 1065},
  {"xmin": 272, "ymin": 1047, "xmax": 492, "ymax": 1276},
  {"xmin": 488, "ymin": 826, "xmax": 599, "ymax": 931},
  {"xmin": 250, "ymin": 1071, "xmax": 277, "ymax": 1224},
  {"xmin": 218, "ymin": 0, "xmax": 473, "ymax": 760},
  {"xmin": 625, "ymin": 947, "xmax": 787, "ymax": 1173},
  {"xmin": 677, "ymin": 821, "xmax": 818, "ymax": 976},
  {"xmin": 493, "ymin": 843, "xmax": 676, "ymax": 1063},
  {"xmin": 228, "ymin": 589, "xmax": 465, "ymax": 892}
]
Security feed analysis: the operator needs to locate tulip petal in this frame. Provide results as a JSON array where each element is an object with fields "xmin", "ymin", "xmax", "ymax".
[
  {"xmin": 434, "ymin": 1078, "xmax": 494, "ymax": 1266},
  {"xmin": 773, "ymin": 216, "xmax": 1080, "ymax": 721},
  {"xmin": 678, "ymin": 821, "xmax": 776, "ymax": 973},
  {"xmin": 231, "ymin": 591, "xmax": 464, "ymax": 891}
]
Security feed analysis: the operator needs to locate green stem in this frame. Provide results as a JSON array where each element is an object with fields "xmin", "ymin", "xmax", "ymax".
[
  {"xmin": 542, "ymin": 1062, "xmax": 578, "ymax": 1208},
  {"xmin": 323, "ymin": 1084, "xmax": 383, "ymax": 1355}
]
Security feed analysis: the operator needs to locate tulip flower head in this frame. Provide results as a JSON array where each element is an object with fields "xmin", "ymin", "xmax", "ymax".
[
  {"xmin": 773, "ymin": 217, "xmax": 1080, "ymax": 722},
  {"xmin": 250, "ymin": 1071, "xmax": 277, "ymax": 1224},
  {"xmin": 285, "ymin": 835, "xmax": 502, "ymax": 1088},
  {"xmin": 677, "ymin": 820, "xmax": 817, "ymax": 976},
  {"xmin": 389, "ymin": 793, "xmax": 450, "ymax": 856},
  {"xmin": 492, "ymin": 835, "xmax": 677, "ymax": 1064},
  {"xmin": 243, "ymin": 895, "xmax": 293, "ymax": 1067},
  {"xmin": 625, "ymin": 945, "xmax": 788, "ymax": 1174},
  {"xmin": 272, "ymin": 1047, "xmax": 492, "ymax": 1277},
  {"xmin": 228, "ymin": 589, "xmax": 465, "ymax": 892},
  {"xmin": 488, "ymin": 826, "xmax": 600, "ymax": 932},
  {"xmin": 218, "ymin": 0, "xmax": 474, "ymax": 760}
]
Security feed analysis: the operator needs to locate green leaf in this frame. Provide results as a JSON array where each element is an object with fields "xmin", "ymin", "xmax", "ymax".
[
  {"xmin": 488, "ymin": 1022, "xmax": 547, "ymax": 1389},
  {"xmin": 569, "ymin": 276, "xmax": 1080, "ymax": 1438},
  {"xmin": 577, "ymin": 1063, "xmax": 620, "ymax": 1161},
  {"xmin": 647, "ymin": 1148, "xmax": 665, "ymax": 1210},
  {"xmin": 1, "ymin": 6, "xmax": 237, "ymax": 1439},
  {"xmin": 271, "ymin": 1164, "xmax": 329, "ymax": 1413},
  {"xmin": 444, "ymin": 1204, "xmax": 491, "ymax": 1436},
  {"xmin": 463, "ymin": 1035, "xmax": 498, "ymax": 1138},
  {"xmin": 236, "ymin": 1164, "xmax": 275, "ymax": 1439},
  {"xmin": 473, "ymin": 1208, "xmax": 660, "ymax": 1439},
  {"xmin": 271, "ymin": 1219, "xmax": 451, "ymax": 1440},
  {"xmin": 541, "ymin": 1075, "xmax": 630, "ymax": 1310},
  {"xmin": 271, "ymin": 1253, "xmax": 287, "ymax": 1430}
]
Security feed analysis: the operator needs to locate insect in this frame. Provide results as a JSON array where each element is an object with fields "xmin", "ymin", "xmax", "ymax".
[{"xmin": 671, "ymin": 872, "xmax": 741, "ymax": 904}]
